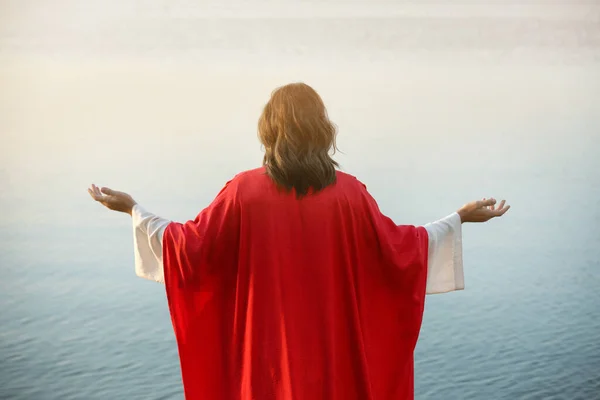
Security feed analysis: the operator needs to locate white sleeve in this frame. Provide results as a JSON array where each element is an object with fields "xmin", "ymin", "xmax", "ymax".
[
  {"xmin": 131, "ymin": 204, "xmax": 170, "ymax": 284},
  {"xmin": 423, "ymin": 212, "xmax": 464, "ymax": 295}
]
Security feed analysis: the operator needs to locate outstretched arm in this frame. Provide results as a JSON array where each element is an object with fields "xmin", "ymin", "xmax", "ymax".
[
  {"xmin": 423, "ymin": 198, "xmax": 510, "ymax": 295},
  {"xmin": 88, "ymin": 184, "xmax": 169, "ymax": 283}
]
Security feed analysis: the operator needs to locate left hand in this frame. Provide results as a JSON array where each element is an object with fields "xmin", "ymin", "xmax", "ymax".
[
  {"xmin": 88, "ymin": 184, "xmax": 137, "ymax": 214},
  {"xmin": 457, "ymin": 197, "xmax": 510, "ymax": 223}
]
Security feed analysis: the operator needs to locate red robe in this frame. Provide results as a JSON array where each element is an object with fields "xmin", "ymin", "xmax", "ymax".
[{"xmin": 162, "ymin": 167, "xmax": 429, "ymax": 399}]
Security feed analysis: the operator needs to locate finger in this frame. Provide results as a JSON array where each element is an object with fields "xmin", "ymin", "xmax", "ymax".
[
  {"xmin": 101, "ymin": 187, "xmax": 115, "ymax": 196},
  {"xmin": 482, "ymin": 198, "xmax": 494, "ymax": 210},
  {"xmin": 90, "ymin": 184, "xmax": 110, "ymax": 203},
  {"xmin": 496, "ymin": 204, "xmax": 510, "ymax": 216},
  {"xmin": 102, "ymin": 187, "xmax": 129, "ymax": 199},
  {"xmin": 491, "ymin": 198, "xmax": 504, "ymax": 211},
  {"xmin": 88, "ymin": 187, "xmax": 102, "ymax": 201},
  {"xmin": 492, "ymin": 203, "xmax": 510, "ymax": 217},
  {"xmin": 88, "ymin": 188, "xmax": 98, "ymax": 201},
  {"xmin": 101, "ymin": 187, "xmax": 126, "ymax": 197},
  {"xmin": 496, "ymin": 200, "xmax": 506, "ymax": 211},
  {"xmin": 477, "ymin": 198, "xmax": 496, "ymax": 208},
  {"xmin": 92, "ymin": 184, "xmax": 102, "ymax": 197}
]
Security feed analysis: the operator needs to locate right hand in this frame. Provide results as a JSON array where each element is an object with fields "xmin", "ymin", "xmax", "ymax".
[
  {"xmin": 457, "ymin": 198, "xmax": 510, "ymax": 223},
  {"xmin": 88, "ymin": 184, "xmax": 137, "ymax": 215}
]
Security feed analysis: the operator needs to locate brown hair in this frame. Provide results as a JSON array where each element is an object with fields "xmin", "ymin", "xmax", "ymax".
[{"xmin": 258, "ymin": 83, "xmax": 339, "ymax": 197}]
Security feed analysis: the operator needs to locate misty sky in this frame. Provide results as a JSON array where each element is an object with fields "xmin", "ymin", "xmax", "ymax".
[{"xmin": 0, "ymin": 0, "xmax": 598, "ymax": 226}]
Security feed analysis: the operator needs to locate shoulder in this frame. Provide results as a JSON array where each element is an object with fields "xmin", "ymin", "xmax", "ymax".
[
  {"xmin": 208, "ymin": 168, "xmax": 266, "ymax": 201},
  {"xmin": 335, "ymin": 170, "xmax": 369, "ymax": 191},
  {"xmin": 219, "ymin": 167, "xmax": 273, "ymax": 201},
  {"xmin": 216, "ymin": 167, "xmax": 267, "ymax": 187},
  {"xmin": 227, "ymin": 167, "xmax": 269, "ymax": 188}
]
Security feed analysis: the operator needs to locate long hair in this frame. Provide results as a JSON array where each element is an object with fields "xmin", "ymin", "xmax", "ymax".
[{"xmin": 258, "ymin": 83, "xmax": 339, "ymax": 197}]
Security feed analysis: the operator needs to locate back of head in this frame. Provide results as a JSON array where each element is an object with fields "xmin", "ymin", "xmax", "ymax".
[{"xmin": 258, "ymin": 83, "xmax": 339, "ymax": 197}]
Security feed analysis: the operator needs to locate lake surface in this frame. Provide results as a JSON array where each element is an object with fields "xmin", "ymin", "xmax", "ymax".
[{"xmin": 1, "ymin": 1, "xmax": 599, "ymax": 399}]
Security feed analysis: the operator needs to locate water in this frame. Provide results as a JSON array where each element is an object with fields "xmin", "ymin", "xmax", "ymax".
[{"xmin": 1, "ymin": 1, "xmax": 600, "ymax": 399}]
